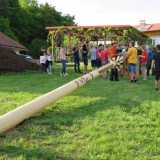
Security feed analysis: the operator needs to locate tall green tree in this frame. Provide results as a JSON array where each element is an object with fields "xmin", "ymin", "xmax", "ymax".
[{"xmin": 0, "ymin": 16, "xmax": 19, "ymax": 42}]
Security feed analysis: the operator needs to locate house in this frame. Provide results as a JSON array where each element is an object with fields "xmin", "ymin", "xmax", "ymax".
[
  {"xmin": 0, "ymin": 31, "xmax": 27, "ymax": 54},
  {"xmin": 133, "ymin": 20, "xmax": 160, "ymax": 46}
]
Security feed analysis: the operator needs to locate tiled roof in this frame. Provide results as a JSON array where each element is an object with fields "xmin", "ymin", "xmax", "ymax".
[
  {"xmin": 133, "ymin": 23, "xmax": 160, "ymax": 32},
  {"xmin": 0, "ymin": 32, "xmax": 27, "ymax": 50}
]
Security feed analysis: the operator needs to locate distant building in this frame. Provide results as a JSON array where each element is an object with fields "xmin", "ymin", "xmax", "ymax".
[
  {"xmin": 133, "ymin": 20, "xmax": 160, "ymax": 46},
  {"xmin": 0, "ymin": 31, "xmax": 27, "ymax": 54}
]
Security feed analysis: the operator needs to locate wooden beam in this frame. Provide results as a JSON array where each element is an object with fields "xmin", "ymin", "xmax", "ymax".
[
  {"xmin": 143, "ymin": 31, "xmax": 160, "ymax": 35},
  {"xmin": 68, "ymin": 33, "xmax": 71, "ymax": 61},
  {"xmin": 104, "ymin": 33, "xmax": 106, "ymax": 49},
  {"xmin": 52, "ymin": 33, "xmax": 54, "ymax": 62}
]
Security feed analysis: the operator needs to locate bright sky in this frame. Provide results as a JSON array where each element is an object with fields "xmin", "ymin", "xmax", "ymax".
[{"xmin": 38, "ymin": 0, "xmax": 160, "ymax": 26}]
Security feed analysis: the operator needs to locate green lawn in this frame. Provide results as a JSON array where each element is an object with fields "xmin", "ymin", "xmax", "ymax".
[{"xmin": 0, "ymin": 63, "xmax": 160, "ymax": 160}]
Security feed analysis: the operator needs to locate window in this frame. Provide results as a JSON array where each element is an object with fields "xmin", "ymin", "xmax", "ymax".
[
  {"xmin": 148, "ymin": 39, "xmax": 152, "ymax": 45},
  {"xmin": 153, "ymin": 39, "xmax": 155, "ymax": 46},
  {"xmin": 156, "ymin": 39, "xmax": 160, "ymax": 45}
]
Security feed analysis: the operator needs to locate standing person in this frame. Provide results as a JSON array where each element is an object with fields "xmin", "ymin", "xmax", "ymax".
[
  {"xmin": 89, "ymin": 45, "xmax": 97, "ymax": 71},
  {"xmin": 72, "ymin": 44, "xmax": 82, "ymax": 73},
  {"xmin": 125, "ymin": 42, "xmax": 138, "ymax": 83},
  {"xmin": 96, "ymin": 44, "xmax": 102, "ymax": 68},
  {"xmin": 81, "ymin": 41, "xmax": 89, "ymax": 74},
  {"xmin": 40, "ymin": 46, "xmax": 46, "ymax": 72},
  {"xmin": 60, "ymin": 44, "xmax": 67, "ymax": 76},
  {"xmin": 100, "ymin": 45, "xmax": 109, "ymax": 79},
  {"xmin": 119, "ymin": 44, "xmax": 128, "ymax": 76},
  {"xmin": 147, "ymin": 47, "xmax": 154, "ymax": 76},
  {"xmin": 116, "ymin": 43, "xmax": 122, "ymax": 54},
  {"xmin": 151, "ymin": 44, "xmax": 160, "ymax": 91},
  {"xmin": 109, "ymin": 41, "xmax": 121, "ymax": 81},
  {"xmin": 139, "ymin": 46, "xmax": 147, "ymax": 80},
  {"xmin": 46, "ymin": 50, "xmax": 52, "ymax": 74}
]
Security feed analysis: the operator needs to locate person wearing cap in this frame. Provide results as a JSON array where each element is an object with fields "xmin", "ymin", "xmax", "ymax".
[
  {"xmin": 147, "ymin": 47, "xmax": 154, "ymax": 76},
  {"xmin": 96, "ymin": 44, "xmax": 103, "ymax": 68},
  {"xmin": 125, "ymin": 42, "xmax": 138, "ymax": 83},
  {"xmin": 109, "ymin": 41, "xmax": 121, "ymax": 81}
]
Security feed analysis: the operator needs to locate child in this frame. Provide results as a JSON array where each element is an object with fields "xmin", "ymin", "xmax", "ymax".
[
  {"xmin": 40, "ymin": 46, "xmax": 46, "ymax": 72},
  {"xmin": 46, "ymin": 51, "xmax": 52, "ymax": 74}
]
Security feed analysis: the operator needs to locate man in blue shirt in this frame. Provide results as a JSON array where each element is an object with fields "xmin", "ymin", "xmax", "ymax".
[{"xmin": 147, "ymin": 47, "xmax": 154, "ymax": 76}]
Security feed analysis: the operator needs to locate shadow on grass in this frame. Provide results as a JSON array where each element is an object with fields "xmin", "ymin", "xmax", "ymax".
[{"xmin": 0, "ymin": 145, "xmax": 74, "ymax": 160}]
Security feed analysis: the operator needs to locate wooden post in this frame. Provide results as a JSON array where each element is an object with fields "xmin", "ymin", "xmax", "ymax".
[
  {"xmin": 123, "ymin": 57, "xmax": 140, "ymax": 79},
  {"xmin": 52, "ymin": 33, "xmax": 54, "ymax": 62},
  {"xmin": 104, "ymin": 34, "xmax": 106, "ymax": 49},
  {"xmin": 68, "ymin": 33, "xmax": 71, "ymax": 61},
  {"xmin": 137, "ymin": 56, "xmax": 140, "ymax": 79},
  {"xmin": 97, "ymin": 40, "xmax": 98, "ymax": 46}
]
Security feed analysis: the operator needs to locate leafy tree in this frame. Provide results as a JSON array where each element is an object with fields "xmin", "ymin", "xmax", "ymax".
[
  {"xmin": 0, "ymin": 16, "xmax": 19, "ymax": 42},
  {"xmin": 27, "ymin": 38, "xmax": 49, "ymax": 58},
  {"xmin": 0, "ymin": 0, "xmax": 77, "ymax": 57}
]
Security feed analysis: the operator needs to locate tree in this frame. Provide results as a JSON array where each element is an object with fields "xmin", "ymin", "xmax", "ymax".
[
  {"xmin": 27, "ymin": 38, "xmax": 48, "ymax": 59},
  {"xmin": 0, "ymin": 16, "xmax": 19, "ymax": 42}
]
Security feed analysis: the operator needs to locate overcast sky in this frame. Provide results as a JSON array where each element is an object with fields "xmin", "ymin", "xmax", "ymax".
[{"xmin": 38, "ymin": 0, "xmax": 160, "ymax": 26}]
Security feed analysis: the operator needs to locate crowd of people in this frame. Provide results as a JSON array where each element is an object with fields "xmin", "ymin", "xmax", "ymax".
[{"xmin": 39, "ymin": 42, "xmax": 160, "ymax": 91}]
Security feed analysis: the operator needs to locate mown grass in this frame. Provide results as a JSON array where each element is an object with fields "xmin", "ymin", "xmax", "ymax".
[{"xmin": 0, "ymin": 62, "xmax": 160, "ymax": 160}]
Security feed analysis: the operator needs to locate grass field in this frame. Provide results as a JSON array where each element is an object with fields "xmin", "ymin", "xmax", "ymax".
[{"xmin": 0, "ymin": 62, "xmax": 160, "ymax": 160}]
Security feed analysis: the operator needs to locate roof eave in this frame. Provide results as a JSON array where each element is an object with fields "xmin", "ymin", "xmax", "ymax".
[
  {"xmin": 0, "ymin": 45, "xmax": 28, "ymax": 51},
  {"xmin": 45, "ymin": 25, "xmax": 131, "ymax": 30},
  {"xmin": 142, "ymin": 30, "xmax": 160, "ymax": 32}
]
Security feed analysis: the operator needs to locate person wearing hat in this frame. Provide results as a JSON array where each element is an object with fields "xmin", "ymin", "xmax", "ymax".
[
  {"xmin": 109, "ymin": 41, "xmax": 121, "ymax": 81},
  {"xmin": 96, "ymin": 44, "xmax": 103, "ymax": 68},
  {"xmin": 147, "ymin": 47, "xmax": 154, "ymax": 76}
]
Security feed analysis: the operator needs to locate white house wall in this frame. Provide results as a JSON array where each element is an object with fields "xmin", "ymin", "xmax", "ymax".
[
  {"xmin": 12, "ymin": 49, "xmax": 20, "ymax": 54},
  {"xmin": 149, "ymin": 34, "xmax": 160, "ymax": 39}
]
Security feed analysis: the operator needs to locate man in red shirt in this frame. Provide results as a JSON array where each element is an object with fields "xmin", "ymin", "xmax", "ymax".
[
  {"xmin": 109, "ymin": 41, "xmax": 121, "ymax": 81},
  {"xmin": 96, "ymin": 44, "xmax": 103, "ymax": 68},
  {"xmin": 139, "ymin": 46, "xmax": 148, "ymax": 80},
  {"xmin": 100, "ymin": 45, "xmax": 109, "ymax": 79}
]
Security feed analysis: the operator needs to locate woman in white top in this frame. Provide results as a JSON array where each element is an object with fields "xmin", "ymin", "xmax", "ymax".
[{"xmin": 46, "ymin": 51, "xmax": 52, "ymax": 74}]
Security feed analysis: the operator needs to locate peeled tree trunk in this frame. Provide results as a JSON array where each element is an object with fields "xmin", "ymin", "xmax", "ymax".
[{"xmin": 0, "ymin": 57, "xmax": 124, "ymax": 133}]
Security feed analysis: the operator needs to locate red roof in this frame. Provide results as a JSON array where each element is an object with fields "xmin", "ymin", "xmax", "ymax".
[
  {"xmin": 0, "ymin": 32, "xmax": 27, "ymax": 50},
  {"xmin": 46, "ymin": 25, "xmax": 131, "ymax": 30},
  {"xmin": 133, "ymin": 23, "xmax": 160, "ymax": 32}
]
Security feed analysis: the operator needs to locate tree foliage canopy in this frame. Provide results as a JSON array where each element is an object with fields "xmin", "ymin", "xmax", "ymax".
[{"xmin": 0, "ymin": 0, "xmax": 76, "ymax": 58}]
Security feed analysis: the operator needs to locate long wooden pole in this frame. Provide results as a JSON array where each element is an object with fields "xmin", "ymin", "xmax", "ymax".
[{"xmin": 0, "ymin": 58, "xmax": 125, "ymax": 133}]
